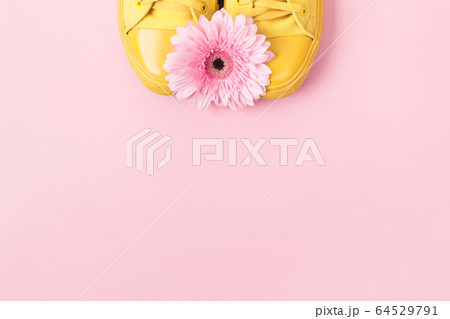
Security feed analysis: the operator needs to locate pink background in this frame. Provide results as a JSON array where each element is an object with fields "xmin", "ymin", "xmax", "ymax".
[{"xmin": 1, "ymin": 0, "xmax": 450, "ymax": 300}]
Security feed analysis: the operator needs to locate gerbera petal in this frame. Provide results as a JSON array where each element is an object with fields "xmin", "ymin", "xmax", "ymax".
[
  {"xmin": 248, "ymin": 53, "xmax": 270, "ymax": 64},
  {"xmin": 234, "ymin": 14, "xmax": 246, "ymax": 29}
]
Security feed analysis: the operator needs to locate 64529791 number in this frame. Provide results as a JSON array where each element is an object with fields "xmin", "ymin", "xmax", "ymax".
[{"xmin": 375, "ymin": 306, "xmax": 438, "ymax": 316}]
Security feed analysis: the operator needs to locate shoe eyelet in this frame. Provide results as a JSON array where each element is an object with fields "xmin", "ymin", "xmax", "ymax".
[
  {"xmin": 300, "ymin": 7, "xmax": 307, "ymax": 16},
  {"xmin": 200, "ymin": 3, "xmax": 207, "ymax": 13},
  {"xmin": 136, "ymin": 0, "xmax": 144, "ymax": 7}
]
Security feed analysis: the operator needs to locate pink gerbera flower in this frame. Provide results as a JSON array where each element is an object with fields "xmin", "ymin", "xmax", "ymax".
[{"xmin": 163, "ymin": 9, "xmax": 274, "ymax": 110}]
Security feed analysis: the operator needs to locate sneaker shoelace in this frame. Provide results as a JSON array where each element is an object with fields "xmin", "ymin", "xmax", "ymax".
[
  {"xmin": 138, "ymin": 0, "xmax": 207, "ymax": 17},
  {"xmin": 237, "ymin": 0, "xmax": 306, "ymax": 22}
]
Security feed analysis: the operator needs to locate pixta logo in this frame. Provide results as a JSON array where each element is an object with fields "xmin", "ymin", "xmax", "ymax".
[
  {"xmin": 126, "ymin": 128, "xmax": 172, "ymax": 176},
  {"xmin": 126, "ymin": 129, "xmax": 325, "ymax": 176}
]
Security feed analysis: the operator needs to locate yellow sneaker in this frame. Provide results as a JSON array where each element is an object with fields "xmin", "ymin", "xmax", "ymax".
[
  {"xmin": 118, "ymin": 0, "xmax": 218, "ymax": 95},
  {"xmin": 224, "ymin": 0, "xmax": 323, "ymax": 99}
]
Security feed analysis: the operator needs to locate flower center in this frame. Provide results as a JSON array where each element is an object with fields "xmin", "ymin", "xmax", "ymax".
[
  {"xmin": 213, "ymin": 58, "xmax": 225, "ymax": 71},
  {"xmin": 205, "ymin": 52, "xmax": 233, "ymax": 79}
]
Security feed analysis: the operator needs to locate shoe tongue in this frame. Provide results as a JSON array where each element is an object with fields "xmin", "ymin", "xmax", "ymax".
[
  {"xmin": 134, "ymin": 8, "xmax": 195, "ymax": 30},
  {"xmin": 256, "ymin": 15, "xmax": 301, "ymax": 39},
  {"xmin": 256, "ymin": 0, "xmax": 317, "ymax": 39}
]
